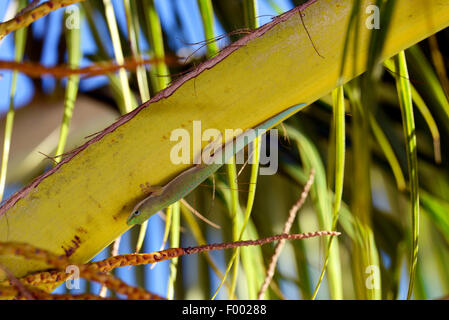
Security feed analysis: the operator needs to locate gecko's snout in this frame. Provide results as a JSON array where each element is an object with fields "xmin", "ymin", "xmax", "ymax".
[{"xmin": 127, "ymin": 210, "xmax": 141, "ymax": 225}]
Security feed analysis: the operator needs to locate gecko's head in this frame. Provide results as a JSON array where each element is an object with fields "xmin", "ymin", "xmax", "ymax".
[
  {"xmin": 127, "ymin": 194, "xmax": 162, "ymax": 226},
  {"xmin": 127, "ymin": 208, "xmax": 142, "ymax": 225}
]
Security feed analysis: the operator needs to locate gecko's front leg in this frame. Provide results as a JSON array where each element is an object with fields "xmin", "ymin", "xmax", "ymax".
[{"xmin": 140, "ymin": 182, "xmax": 163, "ymax": 196}]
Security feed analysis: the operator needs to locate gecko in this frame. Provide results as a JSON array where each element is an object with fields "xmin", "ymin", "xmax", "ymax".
[{"xmin": 127, "ymin": 103, "xmax": 307, "ymax": 225}]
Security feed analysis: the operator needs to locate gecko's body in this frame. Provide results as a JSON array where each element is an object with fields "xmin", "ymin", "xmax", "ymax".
[{"xmin": 127, "ymin": 103, "xmax": 307, "ymax": 225}]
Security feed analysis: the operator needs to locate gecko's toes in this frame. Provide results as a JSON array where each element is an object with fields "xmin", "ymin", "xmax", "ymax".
[
  {"xmin": 140, "ymin": 182, "xmax": 163, "ymax": 195},
  {"xmin": 140, "ymin": 183, "xmax": 150, "ymax": 194}
]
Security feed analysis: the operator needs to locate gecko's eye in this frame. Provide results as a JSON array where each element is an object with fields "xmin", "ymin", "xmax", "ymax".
[{"xmin": 133, "ymin": 210, "xmax": 141, "ymax": 216}]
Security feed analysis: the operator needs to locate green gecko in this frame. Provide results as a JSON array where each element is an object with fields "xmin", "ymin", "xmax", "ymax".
[{"xmin": 127, "ymin": 103, "xmax": 307, "ymax": 225}]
